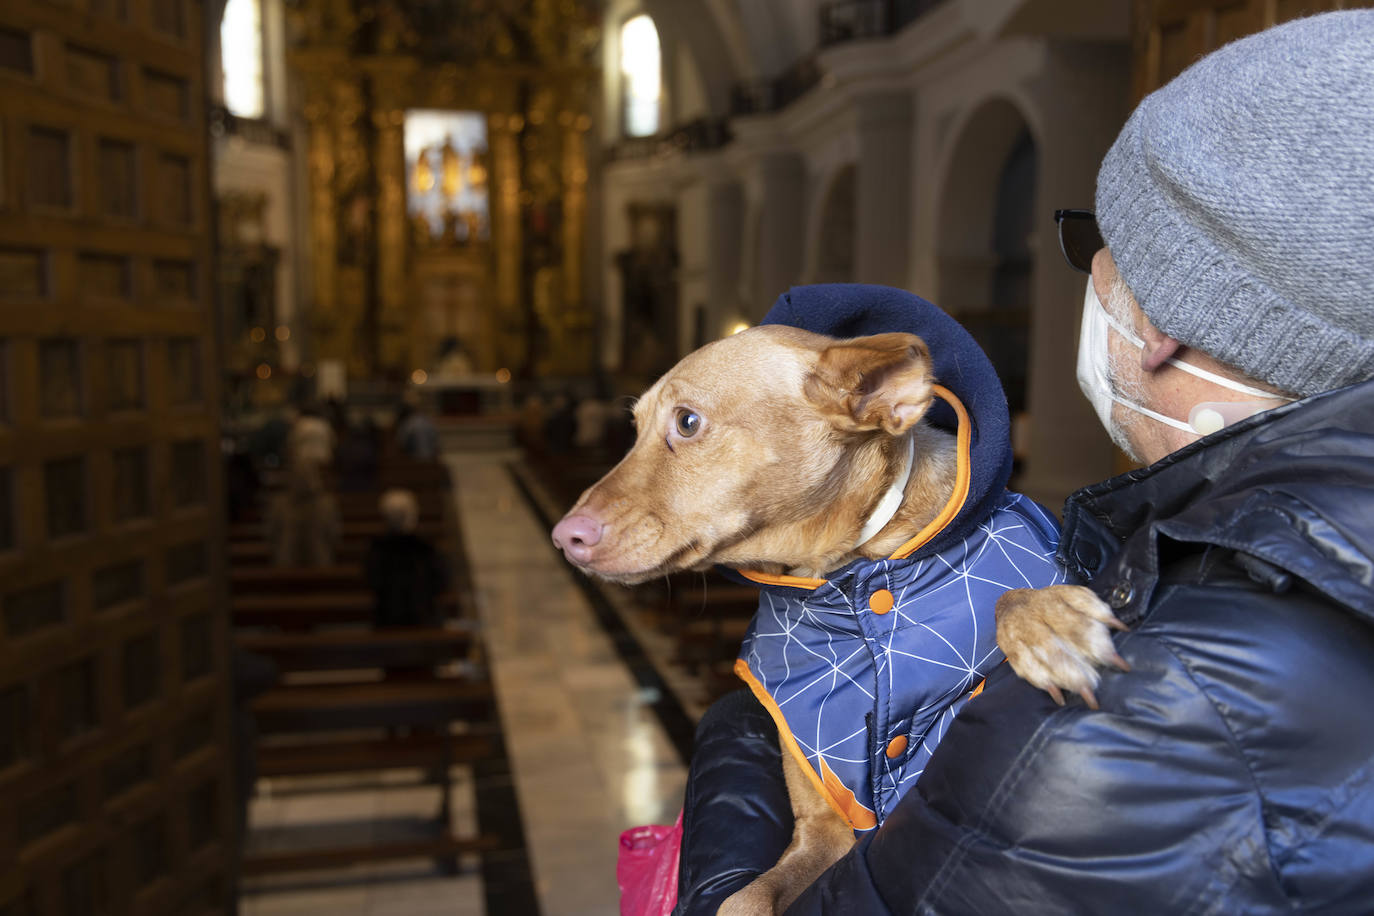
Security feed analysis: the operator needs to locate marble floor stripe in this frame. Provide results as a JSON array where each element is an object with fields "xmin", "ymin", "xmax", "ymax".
[{"xmin": 449, "ymin": 457, "xmax": 688, "ymax": 916}]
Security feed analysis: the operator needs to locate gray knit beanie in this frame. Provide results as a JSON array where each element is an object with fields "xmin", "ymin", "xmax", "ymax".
[{"xmin": 1096, "ymin": 11, "xmax": 1374, "ymax": 397}]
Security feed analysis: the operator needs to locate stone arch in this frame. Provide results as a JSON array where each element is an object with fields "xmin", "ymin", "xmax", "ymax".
[
  {"xmin": 934, "ymin": 96, "xmax": 1040, "ymax": 412},
  {"xmin": 638, "ymin": 0, "xmax": 741, "ymax": 115}
]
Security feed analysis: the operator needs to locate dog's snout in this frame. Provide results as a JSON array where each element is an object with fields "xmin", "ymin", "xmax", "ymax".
[{"xmin": 552, "ymin": 513, "xmax": 605, "ymax": 563}]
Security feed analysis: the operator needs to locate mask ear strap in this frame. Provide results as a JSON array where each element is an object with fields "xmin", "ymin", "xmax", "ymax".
[{"xmin": 1096, "ymin": 297, "xmax": 1294, "ymax": 402}]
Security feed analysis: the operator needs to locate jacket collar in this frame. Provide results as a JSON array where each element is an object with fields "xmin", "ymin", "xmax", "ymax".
[{"xmin": 1060, "ymin": 377, "xmax": 1374, "ymax": 626}]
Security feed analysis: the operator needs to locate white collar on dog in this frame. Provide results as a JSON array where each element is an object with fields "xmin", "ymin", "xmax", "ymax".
[{"xmin": 855, "ymin": 432, "xmax": 915, "ymax": 551}]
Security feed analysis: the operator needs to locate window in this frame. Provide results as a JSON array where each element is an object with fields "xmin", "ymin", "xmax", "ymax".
[
  {"xmin": 403, "ymin": 110, "xmax": 490, "ymax": 245},
  {"xmin": 221, "ymin": 0, "xmax": 264, "ymax": 119},
  {"xmin": 621, "ymin": 14, "xmax": 661, "ymax": 137}
]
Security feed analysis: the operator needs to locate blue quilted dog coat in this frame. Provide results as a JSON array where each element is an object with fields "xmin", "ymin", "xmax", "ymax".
[{"xmin": 730, "ymin": 284, "xmax": 1067, "ymax": 833}]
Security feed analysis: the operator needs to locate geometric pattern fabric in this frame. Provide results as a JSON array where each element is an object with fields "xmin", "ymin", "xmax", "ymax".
[{"xmin": 737, "ymin": 491, "xmax": 1065, "ymax": 833}]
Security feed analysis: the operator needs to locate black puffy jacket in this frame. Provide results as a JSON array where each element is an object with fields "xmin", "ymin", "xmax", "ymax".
[{"xmin": 677, "ymin": 378, "xmax": 1374, "ymax": 915}]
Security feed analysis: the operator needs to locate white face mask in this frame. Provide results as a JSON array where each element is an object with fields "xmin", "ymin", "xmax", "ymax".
[{"xmin": 1075, "ymin": 279, "xmax": 1291, "ymax": 439}]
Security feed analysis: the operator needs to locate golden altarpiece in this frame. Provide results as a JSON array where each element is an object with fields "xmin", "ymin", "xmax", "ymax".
[{"xmin": 288, "ymin": 0, "xmax": 599, "ymax": 383}]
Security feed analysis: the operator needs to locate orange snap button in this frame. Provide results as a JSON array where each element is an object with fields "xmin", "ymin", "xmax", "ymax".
[
  {"xmin": 886, "ymin": 735, "xmax": 908, "ymax": 758},
  {"xmin": 869, "ymin": 589, "xmax": 894, "ymax": 614}
]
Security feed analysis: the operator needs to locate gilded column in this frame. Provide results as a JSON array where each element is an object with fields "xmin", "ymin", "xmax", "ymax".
[
  {"xmin": 558, "ymin": 107, "xmax": 593, "ymax": 371},
  {"xmin": 302, "ymin": 85, "xmax": 337, "ymax": 344},
  {"xmin": 370, "ymin": 67, "xmax": 409, "ymax": 371},
  {"xmin": 560, "ymin": 109, "xmax": 588, "ymax": 312},
  {"xmin": 490, "ymin": 112, "xmax": 523, "ymax": 364},
  {"xmin": 331, "ymin": 77, "xmax": 369, "ymax": 370}
]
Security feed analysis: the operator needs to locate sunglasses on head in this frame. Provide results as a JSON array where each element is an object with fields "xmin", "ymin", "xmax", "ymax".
[{"xmin": 1054, "ymin": 209, "xmax": 1104, "ymax": 274}]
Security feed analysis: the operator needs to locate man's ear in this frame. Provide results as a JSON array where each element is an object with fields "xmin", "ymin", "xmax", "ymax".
[
  {"xmin": 804, "ymin": 333, "xmax": 934, "ymax": 435},
  {"xmin": 1138, "ymin": 319, "xmax": 1182, "ymax": 372}
]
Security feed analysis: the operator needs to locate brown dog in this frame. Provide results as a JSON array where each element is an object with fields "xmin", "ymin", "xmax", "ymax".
[{"xmin": 551, "ymin": 325, "xmax": 1125, "ymax": 914}]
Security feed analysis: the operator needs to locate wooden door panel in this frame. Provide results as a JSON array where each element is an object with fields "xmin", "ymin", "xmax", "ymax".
[{"xmin": 0, "ymin": 1, "xmax": 233, "ymax": 913}]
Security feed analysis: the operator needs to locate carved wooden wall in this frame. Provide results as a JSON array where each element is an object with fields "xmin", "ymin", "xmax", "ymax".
[
  {"xmin": 1132, "ymin": 0, "xmax": 1374, "ymax": 101},
  {"xmin": 0, "ymin": 1, "xmax": 234, "ymax": 914}
]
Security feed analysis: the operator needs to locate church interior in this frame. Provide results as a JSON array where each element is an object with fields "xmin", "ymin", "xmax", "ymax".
[{"xmin": 0, "ymin": 0, "xmax": 1365, "ymax": 913}]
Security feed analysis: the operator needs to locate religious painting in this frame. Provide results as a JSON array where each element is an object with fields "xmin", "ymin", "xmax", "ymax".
[{"xmin": 404, "ymin": 110, "xmax": 490, "ymax": 247}]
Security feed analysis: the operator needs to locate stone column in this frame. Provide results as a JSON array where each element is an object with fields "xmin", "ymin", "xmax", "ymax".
[
  {"xmin": 557, "ymin": 107, "xmax": 594, "ymax": 371},
  {"xmin": 704, "ymin": 175, "xmax": 744, "ymax": 337},
  {"xmin": 1018, "ymin": 43, "xmax": 1130, "ymax": 510},
  {"xmin": 854, "ymin": 91, "xmax": 913, "ymax": 288},
  {"xmin": 753, "ymin": 151, "xmax": 806, "ymax": 314}
]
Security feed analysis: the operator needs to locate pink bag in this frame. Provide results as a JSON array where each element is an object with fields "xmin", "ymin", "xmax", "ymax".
[{"xmin": 617, "ymin": 809, "xmax": 683, "ymax": 916}]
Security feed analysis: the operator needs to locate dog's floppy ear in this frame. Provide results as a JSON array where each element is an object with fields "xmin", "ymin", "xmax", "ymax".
[{"xmin": 804, "ymin": 333, "xmax": 934, "ymax": 435}]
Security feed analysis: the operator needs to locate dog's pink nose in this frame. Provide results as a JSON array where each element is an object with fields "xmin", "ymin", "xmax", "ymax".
[{"xmin": 552, "ymin": 513, "xmax": 604, "ymax": 564}]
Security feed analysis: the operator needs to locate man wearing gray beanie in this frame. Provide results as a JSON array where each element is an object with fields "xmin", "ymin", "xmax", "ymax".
[{"xmin": 672, "ymin": 11, "xmax": 1374, "ymax": 914}]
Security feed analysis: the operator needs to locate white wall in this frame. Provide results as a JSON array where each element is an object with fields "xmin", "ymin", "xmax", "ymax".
[
  {"xmin": 593, "ymin": 0, "xmax": 1133, "ymax": 506},
  {"xmin": 210, "ymin": 0, "xmax": 305, "ymax": 369},
  {"xmin": 213, "ymin": 141, "xmax": 301, "ymax": 369}
]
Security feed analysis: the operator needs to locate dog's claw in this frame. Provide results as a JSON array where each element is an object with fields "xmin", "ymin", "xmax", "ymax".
[{"xmin": 997, "ymin": 584, "xmax": 1131, "ymax": 709}]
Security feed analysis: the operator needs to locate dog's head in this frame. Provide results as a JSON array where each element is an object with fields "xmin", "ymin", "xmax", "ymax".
[{"xmin": 550, "ymin": 325, "xmax": 935, "ymax": 583}]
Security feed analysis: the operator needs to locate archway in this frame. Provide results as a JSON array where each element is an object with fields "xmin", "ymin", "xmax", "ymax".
[{"xmin": 935, "ymin": 99, "xmax": 1038, "ymax": 413}]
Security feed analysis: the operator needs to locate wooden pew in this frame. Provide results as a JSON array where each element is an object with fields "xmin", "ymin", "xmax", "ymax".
[
  {"xmin": 236, "ymin": 625, "xmax": 477, "ymax": 672},
  {"xmin": 232, "ymin": 464, "xmax": 504, "ymax": 876},
  {"xmin": 228, "ymin": 519, "xmax": 448, "ymax": 542},
  {"xmin": 231, "ymin": 564, "xmax": 369, "ymax": 594},
  {"xmin": 229, "ymin": 539, "xmax": 374, "ymax": 565},
  {"xmin": 252, "ymin": 677, "xmax": 492, "ymax": 734},
  {"xmin": 231, "ymin": 593, "xmax": 461, "ymax": 629},
  {"xmin": 256, "ymin": 732, "xmax": 494, "ymax": 779},
  {"xmin": 244, "ymin": 673, "xmax": 500, "ymax": 875},
  {"xmin": 237, "ymin": 491, "xmax": 447, "ymax": 525}
]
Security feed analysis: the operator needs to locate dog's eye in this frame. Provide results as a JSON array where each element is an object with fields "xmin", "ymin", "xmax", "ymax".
[{"xmin": 674, "ymin": 409, "xmax": 702, "ymax": 438}]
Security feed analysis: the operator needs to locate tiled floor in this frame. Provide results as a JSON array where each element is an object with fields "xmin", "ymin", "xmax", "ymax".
[
  {"xmin": 239, "ymin": 454, "xmax": 690, "ymax": 915},
  {"xmin": 455, "ymin": 458, "xmax": 688, "ymax": 915}
]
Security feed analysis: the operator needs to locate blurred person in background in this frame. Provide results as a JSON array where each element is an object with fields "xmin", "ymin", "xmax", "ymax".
[{"xmin": 366, "ymin": 488, "xmax": 448, "ymax": 629}]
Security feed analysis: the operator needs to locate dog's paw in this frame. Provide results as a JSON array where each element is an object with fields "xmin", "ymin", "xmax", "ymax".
[
  {"xmin": 995, "ymin": 584, "xmax": 1130, "ymax": 709},
  {"xmin": 717, "ymin": 880, "xmax": 780, "ymax": 916}
]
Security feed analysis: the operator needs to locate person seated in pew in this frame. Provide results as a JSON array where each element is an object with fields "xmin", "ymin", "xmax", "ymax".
[
  {"xmin": 394, "ymin": 399, "xmax": 441, "ymax": 461},
  {"xmin": 265, "ymin": 458, "xmax": 341, "ymax": 567},
  {"xmin": 366, "ymin": 488, "xmax": 449, "ymax": 628},
  {"xmin": 335, "ymin": 418, "xmax": 382, "ymax": 493},
  {"xmin": 287, "ymin": 403, "xmax": 336, "ymax": 468}
]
